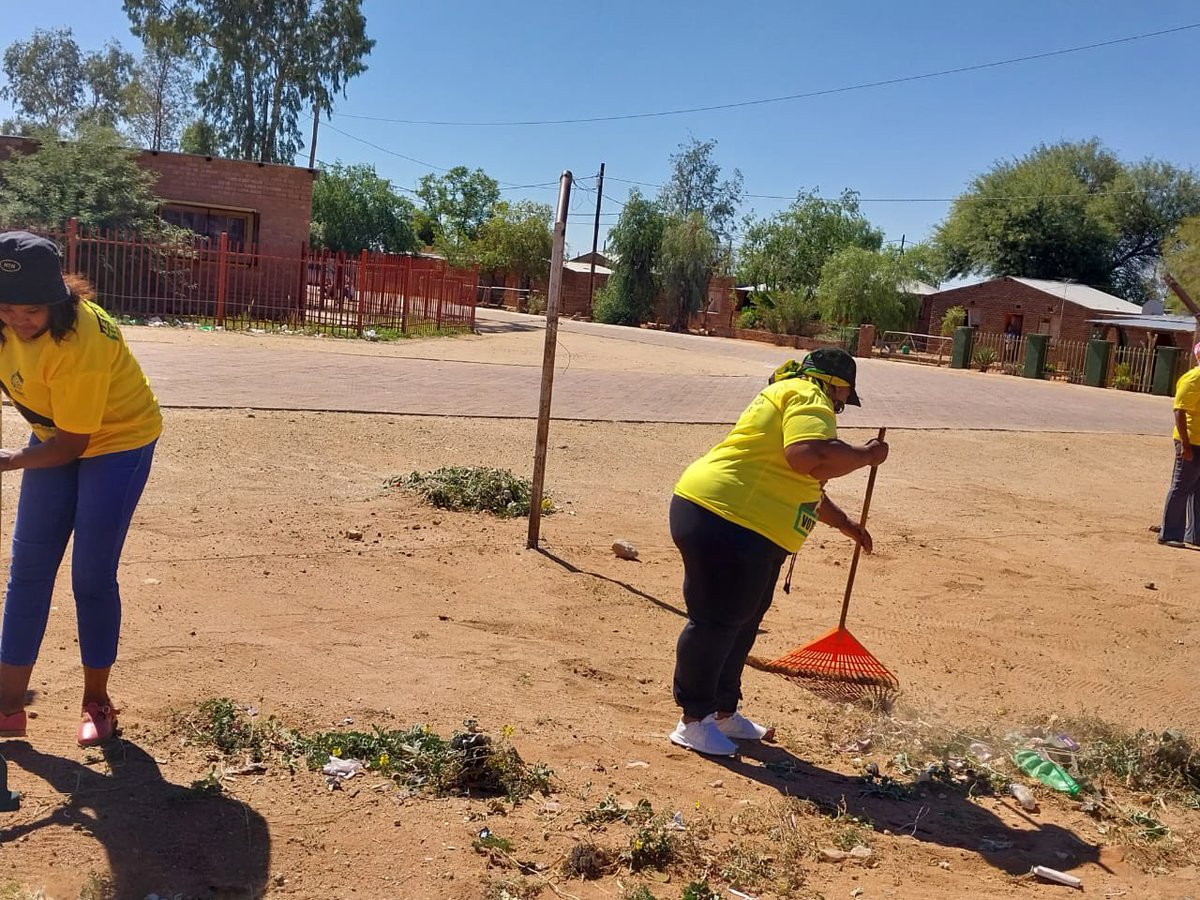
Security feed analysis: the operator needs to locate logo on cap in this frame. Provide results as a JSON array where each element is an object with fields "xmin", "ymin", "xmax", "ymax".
[{"xmin": 0, "ymin": 259, "xmax": 20, "ymax": 273}]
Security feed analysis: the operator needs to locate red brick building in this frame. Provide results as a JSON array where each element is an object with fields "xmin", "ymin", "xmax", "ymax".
[
  {"xmin": 0, "ymin": 136, "xmax": 316, "ymax": 254},
  {"xmin": 919, "ymin": 276, "xmax": 1142, "ymax": 344}
]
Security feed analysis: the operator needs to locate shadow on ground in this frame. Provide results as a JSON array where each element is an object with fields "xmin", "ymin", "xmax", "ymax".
[{"xmin": 2, "ymin": 738, "xmax": 270, "ymax": 897}]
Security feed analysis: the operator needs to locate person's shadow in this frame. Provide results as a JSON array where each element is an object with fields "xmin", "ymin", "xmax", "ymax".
[
  {"xmin": 1, "ymin": 739, "xmax": 270, "ymax": 898},
  {"xmin": 714, "ymin": 742, "xmax": 1103, "ymax": 877}
]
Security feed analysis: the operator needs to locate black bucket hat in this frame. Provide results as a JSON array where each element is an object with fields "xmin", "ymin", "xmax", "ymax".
[
  {"xmin": 0, "ymin": 231, "xmax": 70, "ymax": 306},
  {"xmin": 801, "ymin": 347, "xmax": 861, "ymax": 406}
]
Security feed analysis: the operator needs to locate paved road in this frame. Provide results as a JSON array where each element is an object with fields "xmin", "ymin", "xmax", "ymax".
[{"xmin": 128, "ymin": 309, "xmax": 1173, "ymax": 433}]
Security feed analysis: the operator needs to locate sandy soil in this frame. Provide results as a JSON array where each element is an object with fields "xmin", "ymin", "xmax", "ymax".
[{"xmin": 0, "ymin": 406, "xmax": 1197, "ymax": 899}]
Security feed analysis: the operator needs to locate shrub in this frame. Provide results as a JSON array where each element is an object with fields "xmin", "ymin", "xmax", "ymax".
[
  {"xmin": 939, "ymin": 304, "xmax": 966, "ymax": 336},
  {"xmin": 389, "ymin": 466, "xmax": 553, "ymax": 518},
  {"xmin": 973, "ymin": 346, "xmax": 998, "ymax": 372}
]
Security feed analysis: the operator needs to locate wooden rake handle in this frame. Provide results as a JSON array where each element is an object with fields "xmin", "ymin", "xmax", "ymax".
[{"xmin": 838, "ymin": 426, "xmax": 886, "ymax": 629}]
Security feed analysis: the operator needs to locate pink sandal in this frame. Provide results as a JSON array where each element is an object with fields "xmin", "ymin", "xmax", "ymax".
[
  {"xmin": 78, "ymin": 703, "xmax": 118, "ymax": 747},
  {"xmin": 0, "ymin": 709, "xmax": 26, "ymax": 738}
]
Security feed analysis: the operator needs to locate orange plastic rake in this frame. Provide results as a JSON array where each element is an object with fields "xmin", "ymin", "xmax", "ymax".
[{"xmin": 750, "ymin": 427, "xmax": 899, "ymax": 697}]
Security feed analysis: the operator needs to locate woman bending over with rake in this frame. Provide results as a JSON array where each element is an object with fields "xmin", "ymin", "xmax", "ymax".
[
  {"xmin": 0, "ymin": 232, "xmax": 161, "ymax": 747},
  {"xmin": 668, "ymin": 348, "xmax": 887, "ymax": 757}
]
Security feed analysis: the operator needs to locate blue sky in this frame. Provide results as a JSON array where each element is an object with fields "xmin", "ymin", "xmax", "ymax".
[{"xmin": 3, "ymin": 1, "xmax": 1198, "ymax": 257}]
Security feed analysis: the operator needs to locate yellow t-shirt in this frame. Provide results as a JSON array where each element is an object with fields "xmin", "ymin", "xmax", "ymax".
[
  {"xmin": 1174, "ymin": 366, "xmax": 1200, "ymax": 444},
  {"xmin": 0, "ymin": 300, "xmax": 161, "ymax": 457},
  {"xmin": 674, "ymin": 377, "xmax": 837, "ymax": 552}
]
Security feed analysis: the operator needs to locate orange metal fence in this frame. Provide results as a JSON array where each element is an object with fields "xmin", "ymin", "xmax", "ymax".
[{"xmin": 9, "ymin": 218, "xmax": 477, "ymax": 337}]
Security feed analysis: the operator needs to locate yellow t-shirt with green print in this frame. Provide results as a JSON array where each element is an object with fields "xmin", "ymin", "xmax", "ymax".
[
  {"xmin": 0, "ymin": 299, "xmax": 161, "ymax": 457},
  {"xmin": 674, "ymin": 377, "xmax": 836, "ymax": 552}
]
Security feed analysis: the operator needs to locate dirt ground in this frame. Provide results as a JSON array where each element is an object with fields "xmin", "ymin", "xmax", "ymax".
[{"xmin": 3, "ymin": 406, "xmax": 1200, "ymax": 899}]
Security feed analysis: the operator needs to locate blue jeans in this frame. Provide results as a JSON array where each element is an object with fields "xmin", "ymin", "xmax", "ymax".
[
  {"xmin": 1160, "ymin": 441, "xmax": 1200, "ymax": 544},
  {"xmin": 0, "ymin": 439, "xmax": 156, "ymax": 669}
]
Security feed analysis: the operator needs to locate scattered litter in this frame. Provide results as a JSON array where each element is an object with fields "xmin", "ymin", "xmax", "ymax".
[
  {"xmin": 938, "ymin": 860, "xmax": 951, "ymax": 870},
  {"xmin": 611, "ymin": 540, "xmax": 639, "ymax": 561},
  {"xmin": 728, "ymin": 889, "xmax": 759, "ymax": 900},
  {"xmin": 849, "ymin": 845, "xmax": 874, "ymax": 862},
  {"xmin": 837, "ymin": 737, "xmax": 873, "ymax": 753},
  {"xmin": 1046, "ymin": 734, "xmax": 1079, "ymax": 752},
  {"xmin": 968, "ymin": 741, "xmax": 993, "ymax": 761},
  {"xmin": 820, "ymin": 848, "xmax": 850, "ymax": 862},
  {"xmin": 1008, "ymin": 783, "xmax": 1038, "ymax": 812},
  {"xmin": 246, "ymin": 705, "xmax": 259, "ymax": 718},
  {"xmin": 142, "ymin": 577, "xmax": 160, "ymax": 585},
  {"xmin": 1013, "ymin": 750, "xmax": 1081, "ymax": 796},
  {"xmin": 709, "ymin": 779, "xmax": 724, "ymax": 788},
  {"xmin": 148, "ymin": 317, "xmax": 165, "ymax": 327},
  {"xmin": 322, "ymin": 757, "xmax": 365, "ymax": 790},
  {"xmin": 667, "ymin": 810, "xmax": 686, "ymax": 831},
  {"xmin": 339, "ymin": 717, "xmax": 354, "ymax": 726},
  {"xmin": 625, "ymin": 760, "xmax": 649, "ymax": 769},
  {"xmin": 364, "ymin": 329, "xmax": 378, "ymax": 341},
  {"xmin": 1144, "ymin": 582, "xmax": 1157, "ymax": 591},
  {"xmin": 1031, "ymin": 865, "xmax": 1082, "ymax": 889},
  {"xmin": 541, "ymin": 801, "xmax": 561, "ymax": 814}
]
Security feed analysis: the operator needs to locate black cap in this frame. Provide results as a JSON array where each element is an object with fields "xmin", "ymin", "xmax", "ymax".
[
  {"xmin": 0, "ymin": 231, "xmax": 70, "ymax": 306},
  {"xmin": 800, "ymin": 347, "xmax": 861, "ymax": 406}
]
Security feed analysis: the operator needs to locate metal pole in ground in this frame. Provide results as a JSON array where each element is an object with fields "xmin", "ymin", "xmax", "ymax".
[
  {"xmin": 527, "ymin": 171, "xmax": 573, "ymax": 550},
  {"xmin": 586, "ymin": 162, "xmax": 605, "ymax": 316}
]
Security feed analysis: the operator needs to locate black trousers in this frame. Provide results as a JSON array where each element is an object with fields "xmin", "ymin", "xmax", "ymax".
[{"xmin": 670, "ymin": 495, "xmax": 788, "ymax": 719}]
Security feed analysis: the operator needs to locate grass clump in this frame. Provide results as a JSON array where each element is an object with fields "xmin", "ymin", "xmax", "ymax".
[
  {"xmin": 182, "ymin": 701, "xmax": 552, "ymax": 802},
  {"xmin": 389, "ymin": 466, "xmax": 553, "ymax": 518},
  {"xmin": 579, "ymin": 795, "xmax": 654, "ymax": 828}
]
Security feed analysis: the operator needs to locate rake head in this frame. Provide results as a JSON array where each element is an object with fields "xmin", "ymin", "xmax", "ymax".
[{"xmin": 751, "ymin": 626, "xmax": 899, "ymax": 690}]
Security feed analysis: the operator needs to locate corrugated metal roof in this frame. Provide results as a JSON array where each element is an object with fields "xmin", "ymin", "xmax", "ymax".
[
  {"xmin": 564, "ymin": 261, "xmax": 612, "ymax": 275},
  {"xmin": 1010, "ymin": 277, "xmax": 1142, "ymax": 314},
  {"xmin": 901, "ymin": 280, "xmax": 940, "ymax": 296},
  {"xmin": 1089, "ymin": 314, "xmax": 1197, "ymax": 334}
]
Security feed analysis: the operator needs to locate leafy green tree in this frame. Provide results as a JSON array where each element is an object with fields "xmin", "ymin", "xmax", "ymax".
[
  {"xmin": 659, "ymin": 211, "xmax": 716, "ymax": 331},
  {"xmin": 124, "ymin": 0, "xmax": 374, "ymax": 163},
  {"xmin": 737, "ymin": 189, "xmax": 883, "ymax": 296},
  {"xmin": 1165, "ymin": 217, "xmax": 1200, "ymax": 314},
  {"xmin": 939, "ymin": 304, "xmax": 966, "ymax": 336},
  {"xmin": 179, "ymin": 119, "xmax": 218, "ymax": 155},
  {"xmin": 309, "ymin": 161, "xmax": 418, "ymax": 253},
  {"xmin": 0, "ymin": 125, "xmax": 161, "ymax": 230},
  {"xmin": 814, "ymin": 247, "xmax": 924, "ymax": 333},
  {"xmin": 657, "ymin": 137, "xmax": 743, "ymax": 247},
  {"xmin": 1, "ymin": 28, "xmax": 135, "ymax": 135},
  {"xmin": 936, "ymin": 139, "xmax": 1200, "ymax": 304},
  {"xmin": 471, "ymin": 200, "xmax": 552, "ymax": 289},
  {"xmin": 593, "ymin": 190, "xmax": 666, "ymax": 326},
  {"xmin": 124, "ymin": 39, "xmax": 195, "ymax": 151},
  {"xmin": 415, "ymin": 166, "xmax": 500, "ymax": 251}
]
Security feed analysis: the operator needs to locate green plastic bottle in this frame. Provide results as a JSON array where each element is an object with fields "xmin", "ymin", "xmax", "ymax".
[{"xmin": 1012, "ymin": 750, "xmax": 1081, "ymax": 797}]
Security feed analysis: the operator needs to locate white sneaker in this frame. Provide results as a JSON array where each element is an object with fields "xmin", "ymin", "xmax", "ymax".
[
  {"xmin": 669, "ymin": 714, "xmax": 738, "ymax": 756},
  {"xmin": 715, "ymin": 710, "xmax": 769, "ymax": 741}
]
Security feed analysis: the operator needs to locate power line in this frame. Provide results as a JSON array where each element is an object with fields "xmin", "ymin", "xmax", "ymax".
[{"xmin": 329, "ymin": 23, "xmax": 1199, "ymax": 128}]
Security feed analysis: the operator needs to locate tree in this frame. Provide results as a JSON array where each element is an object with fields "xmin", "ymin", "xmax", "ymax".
[
  {"xmin": 814, "ymin": 247, "xmax": 923, "ymax": 333},
  {"xmin": 737, "ymin": 189, "xmax": 883, "ymax": 295},
  {"xmin": 593, "ymin": 190, "xmax": 666, "ymax": 326},
  {"xmin": 657, "ymin": 137, "xmax": 743, "ymax": 248},
  {"xmin": 0, "ymin": 125, "xmax": 161, "ymax": 230},
  {"xmin": 939, "ymin": 304, "xmax": 966, "ymax": 336},
  {"xmin": 415, "ymin": 166, "xmax": 501, "ymax": 251},
  {"xmin": 1, "ymin": 28, "xmax": 83, "ymax": 134},
  {"xmin": 309, "ymin": 161, "xmax": 418, "ymax": 254},
  {"xmin": 78, "ymin": 41, "xmax": 136, "ymax": 130},
  {"xmin": 659, "ymin": 211, "xmax": 716, "ymax": 332},
  {"xmin": 179, "ymin": 120, "xmax": 218, "ymax": 155},
  {"xmin": 936, "ymin": 139, "xmax": 1200, "ymax": 304},
  {"xmin": 124, "ymin": 39, "xmax": 195, "ymax": 151},
  {"xmin": 471, "ymin": 201, "xmax": 552, "ymax": 289},
  {"xmin": 124, "ymin": 0, "xmax": 374, "ymax": 163},
  {"xmin": 1165, "ymin": 217, "xmax": 1200, "ymax": 314}
]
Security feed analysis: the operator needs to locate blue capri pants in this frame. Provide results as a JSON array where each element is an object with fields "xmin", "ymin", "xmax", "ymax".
[{"xmin": 0, "ymin": 438, "xmax": 156, "ymax": 669}]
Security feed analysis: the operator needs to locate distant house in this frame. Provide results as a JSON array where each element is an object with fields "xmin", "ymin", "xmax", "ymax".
[
  {"xmin": 919, "ymin": 276, "xmax": 1141, "ymax": 343},
  {"xmin": 0, "ymin": 136, "xmax": 316, "ymax": 255}
]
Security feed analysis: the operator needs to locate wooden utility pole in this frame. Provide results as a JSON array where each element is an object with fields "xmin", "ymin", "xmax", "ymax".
[
  {"xmin": 586, "ymin": 163, "xmax": 605, "ymax": 316},
  {"xmin": 308, "ymin": 107, "xmax": 320, "ymax": 169},
  {"xmin": 526, "ymin": 171, "xmax": 573, "ymax": 550}
]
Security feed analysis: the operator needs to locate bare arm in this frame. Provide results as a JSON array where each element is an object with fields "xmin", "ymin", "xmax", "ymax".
[
  {"xmin": 817, "ymin": 493, "xmax": 873, "ymax": 553},
  {"xmin": 785, "ymin": 437, "xmax": 888, "ymax": 482},
  {"xmin": 1177, "ymin": 410, "xmax": 1193, "ymax": 460},
  {"xmin": 0, "ymin": 430, "xmax": 90, "ymax": 471}
]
